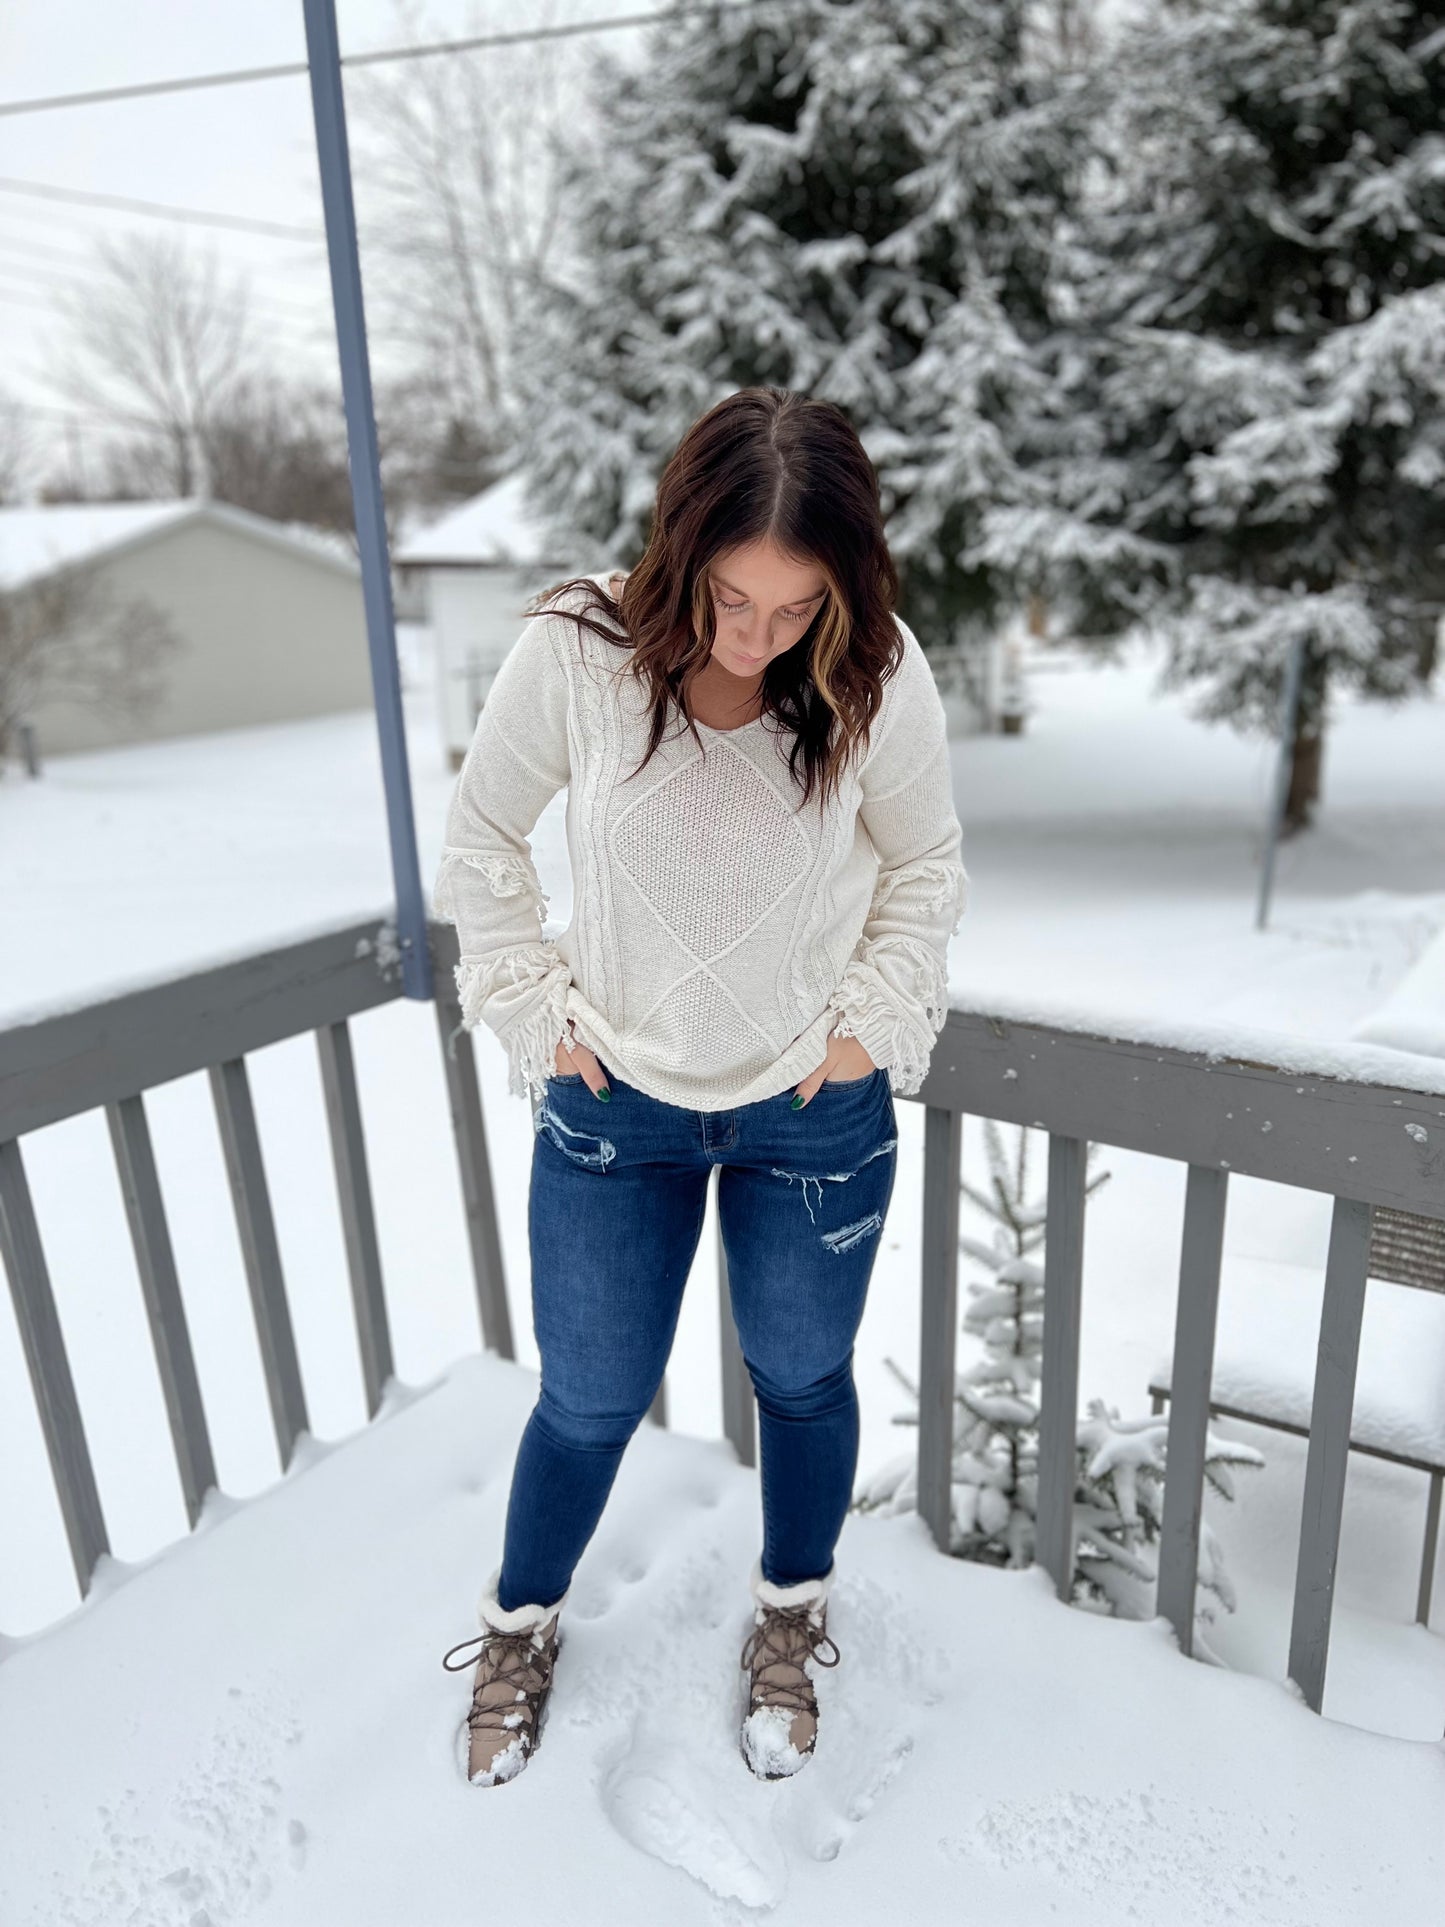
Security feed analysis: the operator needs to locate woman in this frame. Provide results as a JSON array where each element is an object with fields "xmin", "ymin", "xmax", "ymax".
[{"xmin": 435, "ymin": 387, "xmax": 967, "ymax": 1787}]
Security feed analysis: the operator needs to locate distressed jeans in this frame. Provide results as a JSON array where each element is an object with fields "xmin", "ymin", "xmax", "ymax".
[{"xmin": 495, "ymin": 1059, "xmax": 900, "ymax": 1612}]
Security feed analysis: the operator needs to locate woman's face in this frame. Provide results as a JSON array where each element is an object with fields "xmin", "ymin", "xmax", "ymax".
[{"xmin": 704, "ymin": 539, "xmax": 828, "ymax": 678}]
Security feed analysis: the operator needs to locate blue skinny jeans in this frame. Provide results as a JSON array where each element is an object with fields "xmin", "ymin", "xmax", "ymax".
[{"xmin": 495, "ymin": 1059, "xmax": 900, "ymax": 1612}]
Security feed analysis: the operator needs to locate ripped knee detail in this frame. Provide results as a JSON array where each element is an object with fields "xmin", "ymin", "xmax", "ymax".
[{"xmin": 820, "ymin": 1211, "xmax": 885, "ymax": 1254}]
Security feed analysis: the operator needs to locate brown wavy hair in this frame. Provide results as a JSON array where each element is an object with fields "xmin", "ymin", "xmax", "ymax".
[{"xmin": 524, "ymin": 386, "xmax": 903, "ymax": 812}]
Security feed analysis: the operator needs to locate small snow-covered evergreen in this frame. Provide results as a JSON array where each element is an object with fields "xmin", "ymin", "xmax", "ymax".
[
  {"xmin": 1072, "ymin": 1398, "xmax": 1262, "ymax": 1628},
  {"xmin": 855, "ymin": 1119, "xmax": 1264, "ymax": 1631}
]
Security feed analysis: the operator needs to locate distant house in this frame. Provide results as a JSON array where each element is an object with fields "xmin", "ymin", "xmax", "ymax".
[
  {"xmin": 393, "ymin": 472, "xmax": 575, "ymax": 771},
  {"xmin": 0, "ymin": 498, "xmax": 370, "ymax": 756}
]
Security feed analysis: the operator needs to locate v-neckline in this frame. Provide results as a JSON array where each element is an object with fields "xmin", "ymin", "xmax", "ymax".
[{"xmin": 693, "ymin": 712, "xmax": 767, "ymax": 736}]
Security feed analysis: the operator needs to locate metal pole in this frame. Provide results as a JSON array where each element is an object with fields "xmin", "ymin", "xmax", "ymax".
[
  {"xmin": 302, "ymin": 0, "xmax": 432, "ymax": 1001},
  {"xmin": 1255, "ymin": 629, "xmax": 1308, "ymax": 932}
]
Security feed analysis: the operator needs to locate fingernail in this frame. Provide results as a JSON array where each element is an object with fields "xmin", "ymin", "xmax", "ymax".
[
  {"xmin": 791, "ymin": 1092, "xmax": 805, "ymax": 1109},
  {"xmin": 596, "ymin": 1085, "xmax": 611, "ymax": 1101}
]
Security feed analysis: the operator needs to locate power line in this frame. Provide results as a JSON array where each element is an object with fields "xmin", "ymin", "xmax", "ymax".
[
  {"xmin": 0, "ymin": 302, "xmax": 325, "ymax": 380},
  {"xmin": 0, "ymin": 4, "xmax": 723, "ymax": 118},
  {"xmin": 0, "ymin": 231, "xmax": 335, "ymax": 329},
  {"xmin": 0, "ymin": 175, "xmax": 320, "ymax": 240},
  {"xmin": 0, "ymin": 5, "xmax": 764, "ymax": 248},
  {"xmin": 0, "ymin": 230, "xmax": 107, "ymax": 267},
  {"xmin": 0, "ymin": 56, "xmax": 314, "ymax": 119},
  {"xmin": 1, "ymin": 395, "xmax": 171, "ymax": 434}
]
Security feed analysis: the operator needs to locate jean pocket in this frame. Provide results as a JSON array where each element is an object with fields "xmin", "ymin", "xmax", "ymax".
[
  {"xmin": 815, "ymin": 1066, "xmax": 884, "ymax": 1092},
  {"xmin": 546, "ymin": 1070, "xmax": 584, "ymax": 1084}
]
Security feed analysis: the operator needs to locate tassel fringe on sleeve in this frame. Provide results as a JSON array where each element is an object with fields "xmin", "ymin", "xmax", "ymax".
[{"xmin": 455, "ymin": 941, "xmax": 574, "ymax": 1103}]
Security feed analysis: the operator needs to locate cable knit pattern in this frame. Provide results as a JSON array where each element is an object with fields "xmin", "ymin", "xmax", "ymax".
[{"xmin": 433, "ymin": 571, "xmax": 968, "ymax": 1107}]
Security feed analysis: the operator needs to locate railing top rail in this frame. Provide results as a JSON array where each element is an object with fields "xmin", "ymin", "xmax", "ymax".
[
  {"xmin": 941, "ymin": 996, "xmax": 1445, "ymax": 1102},
  {"xmin": 0, "ymin": 913, "xmax": 406, "ymax": 1141},
  {"xmin": 923, "ymin": 1007, "xmax": 1445, "ymax": 1223},
  {"xmin": 3, "ymin": 925, "xmax": 1440, "ymax": 1222}
]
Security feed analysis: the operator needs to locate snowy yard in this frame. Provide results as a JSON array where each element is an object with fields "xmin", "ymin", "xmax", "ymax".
[
  {"xmin": 1, "ymin": 1350, "xmax": 1440, "ymax": 1927},
  {"xmin": 1, "ymin": 628, "xmax": 1443, "ymax": 1921}
]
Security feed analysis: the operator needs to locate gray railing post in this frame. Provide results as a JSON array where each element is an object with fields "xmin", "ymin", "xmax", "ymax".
[
  {"xmin": 0, "ymin": 1137, "xmax": 109, "ymax": 1591},
  {"xmin": 1036, "ymin": 1132, "xmax": 1087, "ymax": 1600},
  {"xmin": 209, "ymin": 1056, "xmax": 310, "ymax": 1467},
  {"xmin": 717, "ymin": 1195, "xmax": 757, "ymax": 1468},
  {"xmin": 316, "ymin": 1018, "xmax": 394, "ymax": 1415},
  {"xmin": 1288, "ymin": 1195, "xmax": 1373, "ymax": 1712},
  {"xmin": 431, "ymin": 939, "xmax": 514, "ymax": 1361},
  {"xmin": 918, "ymin": 1104, "xmax": 964, "ymax": 1550},
  {"xmin": 1157, "ymin": 1163, "xmax": 1229, "ymax": 1655},
  {"xmin": 106, "ymin": 1092, "xmax": 217, "ymax": 1526},
  {"xmin": 1419, "ymin": 1473, "xmax": 1442, "ymax": 1629}
]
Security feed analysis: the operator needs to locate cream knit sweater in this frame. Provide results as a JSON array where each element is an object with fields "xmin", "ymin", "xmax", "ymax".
[{"xmin": 434, "ymin": 572, "xmax": 968, "ymax": 1110}]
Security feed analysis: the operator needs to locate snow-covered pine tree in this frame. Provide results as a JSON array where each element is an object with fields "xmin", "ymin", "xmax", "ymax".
[
  {"xmin": 508, "ymin": 0, "xmax": 1090, "ymax": 702},
  {"xmin": 998, "ymin": 0, "xmax": 1445, "ymax": 829},
  {"xmin": 855, "ymin": 1117, "xmax": 1264, "ymax": 1630}
]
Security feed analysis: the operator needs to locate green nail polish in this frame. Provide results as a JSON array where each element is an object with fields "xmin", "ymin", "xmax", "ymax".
[
  {"xmin": 791, "ymin": 1092, "xmax": 805, "ymax": 1109},
  {"xmin": 597, "ymin": 1085, "xmax": 611, "ymax": 1101}
]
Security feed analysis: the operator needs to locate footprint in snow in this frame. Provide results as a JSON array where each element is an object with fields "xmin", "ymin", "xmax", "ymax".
[
  {"xmin": 595, "ymin": 1570, "xmax": 935, "ymax": 1898},
  {"xmin": 600, "ymin": 1724, "xmax": 788, "ymax": 1911}
]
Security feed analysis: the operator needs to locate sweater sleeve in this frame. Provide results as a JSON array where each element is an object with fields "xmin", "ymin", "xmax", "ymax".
[
  {"xmin": 822, "ymin": 618, "xmax": 969, "ymax": 1098},
  {"xmin": 433, "ymin": 609, "xmax": 576, "ymax": 1102}
]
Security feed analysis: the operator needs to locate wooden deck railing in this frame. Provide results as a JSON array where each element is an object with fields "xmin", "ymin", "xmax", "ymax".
[
  {"xmin": 0, "ymin": 915, "xmax": 510, "ymax": 1598},
  {"xmin": 899, "ymin": 1011, "xmax": 1444, "ymax": 1714},
  {"xmin": 2, "ymin": 918, "xmax": 1441, "ymax": 1721}
]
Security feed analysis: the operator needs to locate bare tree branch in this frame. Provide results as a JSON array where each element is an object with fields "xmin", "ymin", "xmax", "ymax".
[
  {"xmin": 0, "ymin": 392, "xmax": 33, "ymax": 504},
  {"xmin": 41, "ymin": 231, "xmax": 258, "ymax": 496},
  {"xmin": 346, "ymin": 0, "xmax": 585, "ymax": 458}
]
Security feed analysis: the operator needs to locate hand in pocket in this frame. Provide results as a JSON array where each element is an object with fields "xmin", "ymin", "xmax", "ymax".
[
  {"xmin": 792, "ymin": 1027, "xmax": 877, "ymax": 1107},
  {"xmin": 553, "ymin": 1024, "xmax": 611, "ymax": 1099}
]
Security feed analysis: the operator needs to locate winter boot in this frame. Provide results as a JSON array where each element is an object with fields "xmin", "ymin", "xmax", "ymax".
[
  {"xmin": 441, "ymin": 1568, "xmax": 566, "ymax": 1786},
  {"xmin": 739, "ymin": 1559, "xmax": 840, "ymax": 1779}
]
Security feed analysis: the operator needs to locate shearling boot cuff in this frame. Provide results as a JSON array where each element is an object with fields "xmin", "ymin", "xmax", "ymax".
[
  {"xmin": 477, "ymin": 1567, "xmax": 568, "ymax": 1634},
  {"xmin": 749, "ymin": 1557, "xmax": 834, "ymax": 1614}
]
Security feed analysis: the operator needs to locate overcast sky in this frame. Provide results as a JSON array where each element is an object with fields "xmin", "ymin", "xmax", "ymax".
[
  {"xmin": 1, "ymin": 2, "xmax": 1138, "ymax": 491},
  {"xmin": 0, "ymin": 1, "xmax": 660, "ymax": 473}
]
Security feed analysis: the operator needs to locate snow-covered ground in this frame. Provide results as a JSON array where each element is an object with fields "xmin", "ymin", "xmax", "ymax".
[
  {"xmin": 1, "ymin": 626, "xmax": 1442, "ymax": 1765},
  {"xmin": 1, "ymin": 1349, "xmax": 1440, "ymax": 1927}
]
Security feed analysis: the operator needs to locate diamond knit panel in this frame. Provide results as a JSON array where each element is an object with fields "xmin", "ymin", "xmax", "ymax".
[{"xmin": 609, "ymin": 746, "xmax": 811, "ymax": 964}]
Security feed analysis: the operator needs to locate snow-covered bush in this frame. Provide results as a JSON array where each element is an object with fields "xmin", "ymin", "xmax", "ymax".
[
  {"xmin": 855, "ymin": 1118, "xmax": 1264, "ymax": 1632},
  {"xmin": 1072, "ymin": 1398, "xmax": 1263, "ymax": 1627}
]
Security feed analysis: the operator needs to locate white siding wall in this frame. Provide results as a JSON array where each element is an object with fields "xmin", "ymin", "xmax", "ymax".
[{"xmin": 427, "ymin": 565, "xmax": 560, "ymax": 769}]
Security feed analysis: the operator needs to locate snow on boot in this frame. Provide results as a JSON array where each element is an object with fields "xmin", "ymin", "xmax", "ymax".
[
  {"xmin": 739, "ymin": 1560, "xmax": 840, "ymax": 1780},
  {"xmin": 441, "ymin": 1568, "xmax": 566, "ymax": 1787}
]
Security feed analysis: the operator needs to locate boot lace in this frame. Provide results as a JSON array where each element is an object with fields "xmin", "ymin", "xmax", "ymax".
[
  {"xmin": 740, "ymin": 1602, "xmax": 840, "ymax": 1723},
  {"xmin": 441, "ymin": 1626, "xmax": 555, "ymax": 1743}
]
